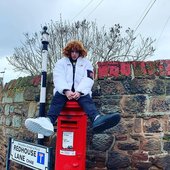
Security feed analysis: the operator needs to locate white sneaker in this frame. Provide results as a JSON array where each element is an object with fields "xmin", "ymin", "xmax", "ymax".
[{"xmin": 25, "ymin": 117, "xmax": 54, "ymax": 136}]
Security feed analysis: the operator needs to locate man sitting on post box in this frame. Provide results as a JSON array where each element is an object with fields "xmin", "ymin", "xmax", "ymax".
[{"xmin": 25, "ymin": 40, "xmax": 121, "ymax": 136}]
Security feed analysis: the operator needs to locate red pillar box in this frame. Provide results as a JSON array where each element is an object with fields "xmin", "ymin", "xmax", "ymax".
[{"xmin": 55, "ymin": 101, "xmax": 87, "ymax": 170}]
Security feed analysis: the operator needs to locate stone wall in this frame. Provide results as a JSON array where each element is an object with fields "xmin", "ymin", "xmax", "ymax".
[{"xmin": 0, "ymin": 60, "xmax": 170, "ymax": 170}]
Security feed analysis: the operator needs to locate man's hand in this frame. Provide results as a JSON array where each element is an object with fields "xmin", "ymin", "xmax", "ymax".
[
  {"xmin": 72, "ymin": 91, "xmax": 81, "ymax": 100},
  {"xmin": 65, "ymin": 90, "xmax": 74, "ymax": 100}
]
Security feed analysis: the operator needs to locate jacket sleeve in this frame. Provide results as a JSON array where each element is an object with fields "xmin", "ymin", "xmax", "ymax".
[
  {"xmin": 76, "ymin": 60, "xmax": 94, "ymax": 95},
  {"xmin": 53, "ymin": 59, "xmax": 71, "ymax": 94}
]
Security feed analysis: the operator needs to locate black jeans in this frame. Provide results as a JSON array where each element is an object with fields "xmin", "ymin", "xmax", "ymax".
[{"xmin": 47, "ymin": 92, "xmax": 99, "ymax": 124}]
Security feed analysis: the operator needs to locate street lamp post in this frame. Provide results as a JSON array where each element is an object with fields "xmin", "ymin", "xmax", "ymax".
[{"xmin": 38, "ymin": 26, "xmax": 49, "ymax": 145}]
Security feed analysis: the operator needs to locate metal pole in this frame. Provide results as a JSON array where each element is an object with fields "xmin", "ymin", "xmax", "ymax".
[
  {"xmin": 38, "ymin": 26, "xmax": 49, "ymax": 145},
  {"xmin": 6, "ymin": 137, "xmax": 12, "ymax": 170}
]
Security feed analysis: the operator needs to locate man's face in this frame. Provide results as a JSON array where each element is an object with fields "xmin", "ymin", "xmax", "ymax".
[{"xmin": 70, "ymin": 50, "xmax": 79, "ymax": 60}]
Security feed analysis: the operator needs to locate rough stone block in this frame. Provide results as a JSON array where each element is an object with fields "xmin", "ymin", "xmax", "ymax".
[
  {"xmin": 157, "ymin": 60, "xmax": 170, "ymax": 76},
  {"xmin": 2, "ymin": 93, "xmax": 13, "ymax": 103},
  {"xmin": 163, "ymin": 142, "xmax": 170, "ymax": 151},
  {"xmin": 130, "ymin": 79, "xmax": 155, "ymax": 94},
  {"xmin": 31, "ymin": 75, "xmax": 41, "ymax": 86},
  {"xmin": 5, "ymin": 116, "xmax": 12, "ymax": 126},
  {"xmin": 0, "ymin": 115, "xmax": 5, "ymax": 125},
  {"xmin": 6, "ymin": 79, "xmax": 17, "ymax": 90},
  {"xmin": 142, "ymin": 139, "xmax": 161, "ymax": 154},
  {"xmin": 97, "ymin": 62, "xmax": 108, "ymax": 79},
  {"xmin": 107, "ymin": 151, "xmax": 131, "ymax": 169},
  {"xmin": 86, "ymin": 150, "xmax": 106, "ymax": 169},
  {"xmin": 152, "ymin": 79, "xmax": 165, "ymax": 95},
  {"xmin": 5, "ymin": 127, "xmax": 18, "ymax": 138},
  {"xmin": 166, "ymin": 81, "xmax": 170, "ymax": 95},
  {"xmin": 132, "ymin": 151, "xmax": 148, "ymax": 161},
  {"xmin": 144, "ymin": 118, "xmax": 162, "ymax": 133},
  {"xmin": 132, "ymin": 61, "xmax": 147, "ymax": 77},
  {"xmin": 4, "ymin": 104, "xmax": 10, "ymax": 116},
  {"xmin": 24, "ymin": 86, "xmax": 40, "ymax": 101},
  {"xmin": 14, "ymin": 92, "xmax": 24, "ymax": 103},
  {"xmin": 134, "ymin": 118, "xmax": 142, "ymax": 133},
  {"xmin": 92, "ymin": 134, "xmax": 114, "ymax": 151},
  {"xmin": 115, "ymin": 135, "xmax": 128, "ymax": 141},
  {"xmin": 150, "ymin": 155, "xmax": 170, "ymax": 169},
  {"xmin": 120, "ymin": 62, "xmax": 131, "ymax": 76},
  {"xmin": 131, "ymin": 133, "xmax": 145, "ymax": 141},
  {"xmin": 92, "ymin": 82, "xmax": 102, "ymax": 97},
  {"xmin": 117, "ymin": 141, "xmax": 139, "ymax": 150},
  {"xmin": 120, "ymin": 95, "xmax": 147, "ymax": 117},
  {"xmin": 145, "ymin": 61, "xmax": 157, "ymax": 76},
  {"xmin": 12, "ymin": 115, "xmax": 22, "ymax": 128},
  {"xmin": 99, "ymin": 79, "xmax": 127, "ymax": 95},
  {"xmin": 149, "ymin": 97, "xmax": 169, "ymax": 112},
  {"xmin": 108, "ymin": 62, "xmax": 120, "ymax": 77},
  {"xmin": 167, "ymin": 60, "xmax": 170, "ymax": 76},
  {"xmin": 14, "ymin": 108, "xmax": 22, "ymax": 114},
  {"xmin": 133, "ymin": 162, "xmax": 152, "ymax": 169},
  {"xmin": 9, "ymin": 105, "xmax": 14, "ymax": 113},
  {"xmin": 28, "ymin": 102, "xmax": 38, "ymax": 118}
]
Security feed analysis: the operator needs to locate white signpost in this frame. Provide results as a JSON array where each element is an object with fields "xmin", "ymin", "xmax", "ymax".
[{"xmin": 6, "ymin": 138, "xmax": 52, "ymax": 170}]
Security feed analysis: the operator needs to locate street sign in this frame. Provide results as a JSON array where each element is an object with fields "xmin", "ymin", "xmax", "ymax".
[{"xmin": 8, "ymin": 138, "xmax": 52, "ymax": 170}]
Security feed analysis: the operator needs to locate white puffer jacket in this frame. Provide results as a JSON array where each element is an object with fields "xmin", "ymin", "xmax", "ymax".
[{"xmin": 53, "ymin": 56, "xmax": 94, "ymax": 96}]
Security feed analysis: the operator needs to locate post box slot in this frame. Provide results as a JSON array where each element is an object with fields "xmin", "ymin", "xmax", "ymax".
[{"xmin": 61, "ymin": 120, "xmax": 78, "ymax": 128}]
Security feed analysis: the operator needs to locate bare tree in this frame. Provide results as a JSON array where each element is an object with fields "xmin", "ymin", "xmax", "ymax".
[{"xmin": 7, "ymin": 19, "xmax": 155, "ymax": 75}]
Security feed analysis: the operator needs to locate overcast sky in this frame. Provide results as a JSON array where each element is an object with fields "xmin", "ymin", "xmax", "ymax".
[{"xmin": 0, "ymin": 0, "xmax": 170, "ymax": 83}]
